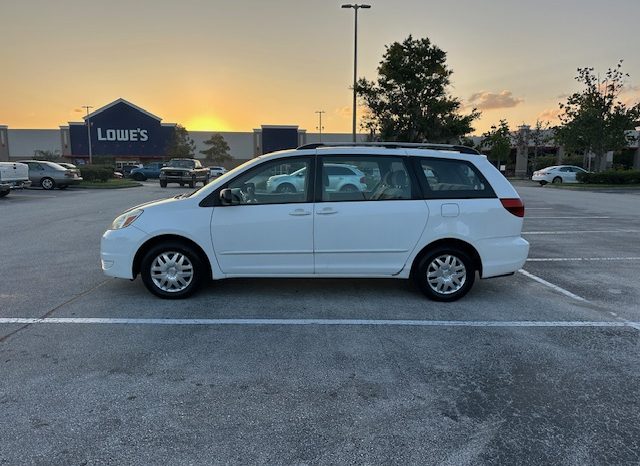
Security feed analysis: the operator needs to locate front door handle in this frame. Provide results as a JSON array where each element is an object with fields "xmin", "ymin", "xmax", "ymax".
[
  {"xmin": 289, "ymin": 209, "xmax": 311, "ymax": 216},
  {"xmin": 316, "ymin": 207, "xmax": 338, "ymax": 215}
]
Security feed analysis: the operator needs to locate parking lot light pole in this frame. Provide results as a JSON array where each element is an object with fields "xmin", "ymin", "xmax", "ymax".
[
  {"xmin": 82, "ymin": 105, "xmax": 93, "ymax": 165},
  {"xmin": 315, "ymin": 110, "xmax": 325, "ymax": 142},
  {"xmin": 341, "ymin": 3, "xmax": 370, "ymax": 143}
]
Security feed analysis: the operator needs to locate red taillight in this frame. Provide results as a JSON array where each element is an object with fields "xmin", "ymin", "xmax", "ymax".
[{"xmin": 501, "ymin": 198, "xmax": 525, "ymax": 217}]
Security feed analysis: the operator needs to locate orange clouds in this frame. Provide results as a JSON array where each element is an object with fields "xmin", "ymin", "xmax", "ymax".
[{"xmin": 467, "ymin": 90, "xmax": 524, "ymax": 110}]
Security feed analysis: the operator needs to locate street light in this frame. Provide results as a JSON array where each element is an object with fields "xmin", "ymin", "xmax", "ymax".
[
  {"xmin": 82, "ymin": 105, "xmax": 93, "ymax": 165},
  {"xmin": 315, "ymin": 110, "xmax": 325, "ymax": 142},
  {"xmin": 341, "ymin": 3, "xmax": 371, "ymax": 142}
]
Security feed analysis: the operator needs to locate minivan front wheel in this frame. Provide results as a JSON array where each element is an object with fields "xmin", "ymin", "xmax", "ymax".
[
  {"xmin": 414, "ymin": 247, "xmax": 475, "ymax": 302},
  {"xmin": 140, "ymin": 242, "xmax": 204, "ymax": 299}
]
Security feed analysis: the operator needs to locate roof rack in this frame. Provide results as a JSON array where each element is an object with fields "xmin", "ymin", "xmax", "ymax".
[{"xmin": 296, "ymin": 142, "xmax": 480, "ymax": 155}]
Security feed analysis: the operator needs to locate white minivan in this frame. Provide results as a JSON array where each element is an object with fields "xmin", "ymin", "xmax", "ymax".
[{"xmin": 101, "ymin": 143, "xmax": 529, "ymax": 301}]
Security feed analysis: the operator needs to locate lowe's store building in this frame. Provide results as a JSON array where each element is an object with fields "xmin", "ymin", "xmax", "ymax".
[{"xmin": 0, "ymin": 98, "xmax": 365, "ymax": 166}]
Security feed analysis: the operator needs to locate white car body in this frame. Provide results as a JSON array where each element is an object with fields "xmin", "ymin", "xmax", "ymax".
[
  {"xmin": 101, "ymin": 145, "xmax": 529, "ymax": 300},
  {"xmin": 265, "ymin": 164, "xmax": 367, "ymax": 193},
  {"xmin": 209, "ymin": 166, "xmax": 227, "ymax": 177},
  {"xmin": 532, "ymin": 165, "xmax": 587, "ymax": 185}
]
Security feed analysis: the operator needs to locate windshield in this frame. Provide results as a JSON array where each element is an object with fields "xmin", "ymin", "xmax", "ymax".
[{"xmin": 168, "ymin": 160, "xmax": 195, "ymax": 169}]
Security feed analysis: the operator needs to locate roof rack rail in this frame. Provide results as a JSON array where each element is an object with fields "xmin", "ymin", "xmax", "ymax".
[{"xmin": 296, "ymin": 142, "xmax": 480, "ymax": 155}]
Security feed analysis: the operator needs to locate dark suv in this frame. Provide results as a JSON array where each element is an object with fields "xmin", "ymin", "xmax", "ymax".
[{"xmin": 159, "ymin": 159, "xmax": 209, "ymax": 188}]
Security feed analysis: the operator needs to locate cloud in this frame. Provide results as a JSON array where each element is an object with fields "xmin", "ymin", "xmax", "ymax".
[
  {"xmin": 537, "ymin": 108, "xmax": 562, "ymax": 122},
  {"xmin": 467, "ymin": 90, "xmax": 524, "ymax": 110}
]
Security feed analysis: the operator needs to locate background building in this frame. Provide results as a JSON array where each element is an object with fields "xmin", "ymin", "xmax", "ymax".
[{"xmin": 0, "ymin": 98, "xmax": 367, "ymax": 167}]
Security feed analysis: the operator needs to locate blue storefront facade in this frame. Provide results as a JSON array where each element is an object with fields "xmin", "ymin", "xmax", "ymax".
[{"xmin": 67, "ymin": 98, "xmax": 176, "ymax": 161}]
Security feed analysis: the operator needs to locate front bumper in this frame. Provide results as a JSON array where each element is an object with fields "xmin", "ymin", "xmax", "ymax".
[
  {"xmin": 100, "ymin": 225, "xmax": 149, "ymax": 279},
  {"xmin": 58, "ymin": 177, "xmax": 83, "ymax": 185}
]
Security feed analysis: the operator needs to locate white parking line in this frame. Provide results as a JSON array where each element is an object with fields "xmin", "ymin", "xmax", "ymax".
[
  {"xmin": 518, "ymin": 269, "xmax": 588, "ymax": 302},
  {"xmin": 526, "ymin": 216, "xmax": 611, "ymax": 219},
  {"xmin": 527, "ymin": 257, "xmax": 640, "ymax": 262},
  {"xmin": 523, "ymin": 230, "xmax": 640, "ymax": 235},
  {"xmin": 0, "ymin": 317, "xmax": 637, "ymax": 329}
]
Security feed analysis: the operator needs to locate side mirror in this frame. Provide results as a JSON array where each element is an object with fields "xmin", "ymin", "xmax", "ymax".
[{"xmin": 219, "ymin": 188, "xmax": 238, "ymax": 205}]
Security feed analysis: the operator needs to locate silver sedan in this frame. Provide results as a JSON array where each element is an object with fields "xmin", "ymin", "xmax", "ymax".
[{"xmin": 17, "ymin": 160, "xmax": 83, "ymax": 190}]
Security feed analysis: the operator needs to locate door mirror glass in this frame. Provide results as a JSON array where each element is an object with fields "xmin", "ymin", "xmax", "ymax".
[{"xmin": 219, "ymin": 188, "xmax": 238, "ymax": 206}]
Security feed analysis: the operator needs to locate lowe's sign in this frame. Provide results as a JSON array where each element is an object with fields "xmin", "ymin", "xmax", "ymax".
[
  {"xmin": 69, "ymin": 98, "xmax": 175, "ymax": 158},
  {"xmin": 97, "ymin": 128, "xmax": 149, "ymax": 142}
]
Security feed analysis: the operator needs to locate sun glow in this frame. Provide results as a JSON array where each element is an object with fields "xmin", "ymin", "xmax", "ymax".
[{"xmin": 185, "ymin": 115, "xmax": 231, "ymax": 132}]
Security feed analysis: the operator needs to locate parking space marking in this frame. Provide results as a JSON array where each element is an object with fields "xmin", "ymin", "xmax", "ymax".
[
  {"xmin": 523, "ymin": 230, "xmax": 640, "ymax": 235},
  {"xmin": 518, "ymin": 269, "xmax": 588, "ymax": 302},
  {"xmin": 0, "ymin": 317, "xmax": 638, "ymax": 330},
  {"xmin": 528, "ymin": 257, "xmax": 640, "ymax": 262},
  {"xmin": 526, "ymin": 216, "xmax": 612, "ymax": 219}
]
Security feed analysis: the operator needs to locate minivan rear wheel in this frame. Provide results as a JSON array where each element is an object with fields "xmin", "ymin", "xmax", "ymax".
[
  {"xmin": 140, "ymin": 242, "xmax": 204, "ymax": 299},
  {"xmin": 414, "ymin": 247, "xmax": 475, "ymax": 302}
]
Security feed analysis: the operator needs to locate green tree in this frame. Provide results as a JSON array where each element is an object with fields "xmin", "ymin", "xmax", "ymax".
[
  {"xmin": 200, "ymin": 133, "xmax": 231, "ymax": 164},
  {"xmin": 165, "ymin": 124, "xmax": 196, "ymax": 158},
  {"xmin": 555, "ymin": 61, "xmax": 640, "ymax": 171},
  {"xmin": 356, "ymin": 35, "xmax": 480, "ymax": 143},
  {"xmin": 481, "ymin": 120, "xmax": 512, "ymax": 169},
  {"xmin": 33, "ymin": 149, "xmax": 61, "ymax": 160}
]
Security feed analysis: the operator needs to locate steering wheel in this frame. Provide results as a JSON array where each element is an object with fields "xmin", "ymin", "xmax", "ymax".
[{"xmin": 239, "ymin": 183, "xmax": 257, "ymax": 204}]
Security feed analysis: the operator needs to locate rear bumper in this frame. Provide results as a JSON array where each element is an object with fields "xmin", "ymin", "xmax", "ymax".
[
  {"xmin": 2, "ymin": 180, "xmax": 31, "ymax": 189},
  {"xmin": 59, "ymin": 177, "xmax": 83, "ymax": 185},
  {"xmin": 477, "ymin": 236, "xmax": 529, "ymax": 278}
]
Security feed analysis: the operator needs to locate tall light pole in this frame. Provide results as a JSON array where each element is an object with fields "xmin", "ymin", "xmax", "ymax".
[
  {"xmin": 82, "ymin": 105, "xmax": 93, "ymax": 164},
  {"xmin": 315, "ymin": 110, "xmax": 325, "ymax": 142},
  {"xmin": 341, "ymin": 3, "xmax": 370, "ymax": 142}
]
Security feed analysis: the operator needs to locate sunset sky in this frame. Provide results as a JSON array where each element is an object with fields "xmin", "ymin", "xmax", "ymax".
[{"xmin": 2, "ymin": 0, "xmax": 639, "ymax": 135}]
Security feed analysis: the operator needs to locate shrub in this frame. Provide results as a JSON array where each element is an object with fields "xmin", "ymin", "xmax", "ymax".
[
  {"xmin": 577, "ymin": 170, "xmax": 640, "ymax": 184},
  {"xmin": 80, "ymin": 165, "xmax": 113, "ymax": 182}
]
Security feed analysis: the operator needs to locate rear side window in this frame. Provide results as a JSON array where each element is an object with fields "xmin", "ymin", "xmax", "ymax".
[{"xmin": 417, "ymin": 158, "xmax": 495, "ymax": 199}]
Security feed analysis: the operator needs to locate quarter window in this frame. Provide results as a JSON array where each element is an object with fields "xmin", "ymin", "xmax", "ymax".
[
  {"xmin": 418, "ymin": 158, "xmax": 495, "ymax": 199},
  {"xmin": 320, "ymin": 157, "xmax": 413, "ymax": 202}
]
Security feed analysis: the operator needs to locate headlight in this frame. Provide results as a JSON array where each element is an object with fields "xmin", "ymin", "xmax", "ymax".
[{"xmin": 110, "ymin": 209, "xmax": 143, "ymax": 230}]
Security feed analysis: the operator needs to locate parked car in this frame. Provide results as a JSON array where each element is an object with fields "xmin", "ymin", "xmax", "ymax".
[
  {"xmin": 209, "ymin": 166, "xmax": 227, "ymax": 178},
  {"xmin": 17, "ymin": 160, "xmax": 83, "ymax": 190},
  {"xmin": 115, "ymin": 161, "xmax": 142, "ymax": 177},
  {"xmin": 101, "ymin": 143, "xmax": 529, "ymax": 302},
  {"xmin": 130, "ymin": 162, "xmax": 166, "ymax": 181},
  {"xmin": 0, "ymin": 162, "xmax": 31, "ymax": 197},
  {"xmin": 265, "ymin": 163, "xmax": 367, "ymax": 194},
  {"xmin": 57, "ymin": 162, "xmax": 82, "ymax": 178},
  {"xmin": 532, "ymin": 165, "xmax": 587, "ymax": 185},
  {"xmin": 159, "ymin": 159, "xmax": 209, "ymax": 188}
]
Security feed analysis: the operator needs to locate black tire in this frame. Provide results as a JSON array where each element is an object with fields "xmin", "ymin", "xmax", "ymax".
[
  {"xmin": 552, "ymin": 176, "xmax": 563, "ymax": 184},
  {"xmin": 276, "ymin": 183, "xmax": 296, "ymax": 193},
  {"xmin": 160, "ymin": 180, "xmax": 167, "ymax": 188},
  {"xmin": 203, "ymin": 176, "xmax": 210, "ymax": 186},
  {"xmin": 539, "ymin": 181, "xmax": 547, "ymax": 186},
  {"xmin": 413, "ymin": 247, "xmax": 476, "ymax": 302},
  {"xmin": 0, "ymin": 190, "xmax": 9, "ymax": 198},
  {"xmin": 340, "ymin": 184, "xmax": 358, "ymax": 192},
  {"xmin": 140, "ymin": 241, "xmax": 205, "ymax": 299},
  {"xmin": 188, "ymin": 180, "xmax": 195, "ymax": 188},
  {"xmin": 132, "ymin": 173, "xmax": 146, "ymax": 181},
  {"xmin": 40, "ymin": 177, "xmax": 56, "ymax": 190}
]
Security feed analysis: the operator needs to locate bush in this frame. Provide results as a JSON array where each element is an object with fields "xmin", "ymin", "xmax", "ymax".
[
  {"xmin": 80, "ymin": 165, "xmax": 113, "ymax": 182},
  {"xmin": 577, "ymin": 170, "xmax": 640, "ymax": 184}
]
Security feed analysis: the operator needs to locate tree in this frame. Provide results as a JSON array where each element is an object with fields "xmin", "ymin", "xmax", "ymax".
[
  {"xmin": 200, "ymin": 133, "xmax": 231, "ymax": 164},
  {"xmin": 33, "ymin": 149, "xmax": 61, "ymax": 160},
  {"xmin": 165, "ymin": 124, "xmax": 196, "ymax": 158},
  {"xmin": 481, "ymin": 120, "xmax": 511, "ymax": 169},
  {"xmin": 555, "ymin": 61, "xmax": 640, "ymax": 171},
  {"xmin": 356, "ymin": 35, "xmax": 480, "ymax": 143}
]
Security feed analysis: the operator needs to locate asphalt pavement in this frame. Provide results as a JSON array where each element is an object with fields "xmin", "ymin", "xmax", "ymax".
[{"xmin": 1, "ymin": 181, "xmax": 639, "ymax": 465}]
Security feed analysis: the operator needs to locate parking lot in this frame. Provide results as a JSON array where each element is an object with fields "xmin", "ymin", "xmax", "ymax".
[{"xmin": 1, "ymin": 182, "xmax": 639, "ymax": 464}]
